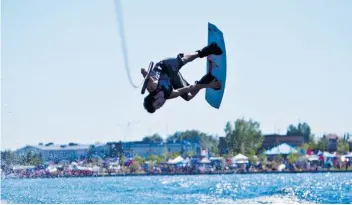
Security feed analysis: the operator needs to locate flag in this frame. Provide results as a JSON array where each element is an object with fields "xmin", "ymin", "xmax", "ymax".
[{"xmin": 307, "ymin": 147, "xmax": 312, "ymax": 155}]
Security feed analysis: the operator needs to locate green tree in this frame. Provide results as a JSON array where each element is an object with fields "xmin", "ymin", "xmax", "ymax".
[
  {"xmin": 184, "ymin": 151, "xmax": 195, "ymax": 158},
  {"xmin": 316, "ymin": 135, "xmax": 328, "ymax": 151},
  {"xmin": 301, "ymin": 143, "xmax": 310, "ymax": 151},
  {"xmin": 148, "ymin": 155, "xmax": 164, "ymax": 164},
  {"xmin": 142, "ymin": 133, "xmax": 163, "ymax": 143},
  {"xmin": 248, "ymin": 149, "xmax": 258, "ymax": 164},
  {"xmin": 130, "ymin": 161, "xmax": 141, "ymax": 173},
  {"xmin": 286, "ymin": 122, "xmax": 313, "ymax": 143},
  {"xmin": 1, "ymin": 150, "xmax": 17, "ymax": 167},
  {"xmin": 259, "ymin": 153, "xmax": 267, "ymax": 167},
  {"xmin": 167, "ymin": 130, "xmax": 219, "ymax": 156},
  {"xmin": 119, "ymin": 155, "xmax": 126, "ymax": 166},
  {"xmin": 19, "ymin": 152, "xmax": 43, "ymax": 166},
  {"xmin": 31, "ymin": 153, "xmax": 43, "ymax": 166},
  {"xmin": 224, "ymin": 118, "xmax": 263, "ymax": 156},
  {"xmin": 308, "ymin": 141, "xmax": 317, "ymax": 150},
  {"xmin": 167, "ymin": 130, "xmax": 201, "ymax": 143},
  {"xmin": 166, "ymin": 152, "xmax": 180, "ymax": 159},
  {"xmin": 287, "ymin": 152, "xmax": 299, "ymax": 164},
  {"xmin": 337, "ymin": 139, "xmax": 350, "ymax": 154},
  {"xmin": 133, "ymin": 155, "xmax": 145, "ymax": 165},
  {"xmin": 25, "ymin": 152, "xmax": 33, "ymax": 165}
]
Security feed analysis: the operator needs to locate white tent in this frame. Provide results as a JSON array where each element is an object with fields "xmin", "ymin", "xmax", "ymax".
[
  {"xmin": 277, "ymin": 164, "xmax": 286, "ymax": 172},
  {"xmin": 232, "ymin": 154, "xmax": 249, "ymax": 163},
  {"xmin": 183, "ymin": 157, "xmax": 190, "ymax": 164},
  {"xmin": 12, "ymin": 165, "xmax": 35, "ymax": 171},
  {"xmin": 323, "ymin": 152, "xmax": 336, "ymax": 158},
  {"xmin": 167, "ymin": 156, "xmax": 184, "ymax": 164},
  {"xmin": 199, "ymin": 158, "xmax": 211, "ymax": 164},
  {"xmin": 344, "ymin": 152, "xmax": 352, "ymax": 158},
  {"xmin": 265, "ymin": 143, "xmax": 298, "ymax": 155},
  {"xmin": 307, "ymin": 155, "xmax": 319, "ymax": 161}
]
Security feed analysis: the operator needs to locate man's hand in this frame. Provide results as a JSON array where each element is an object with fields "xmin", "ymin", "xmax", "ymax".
[
  {"xmin": 141, "ymin": 68, "xmax": 148, "ymax": 78},
  {"xmin": 141, "ymin": 68, "xmax": 158, "ymax": 92},
  {"xmin": 169, "ymin": 84, "xmax": 206, "ymax": 99},
  {"xmin": 207, "ymin": 79, "xmax": 221, "ymax": 90}
]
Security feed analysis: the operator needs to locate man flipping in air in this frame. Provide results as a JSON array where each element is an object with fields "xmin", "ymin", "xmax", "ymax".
[{"xmin": 141, "ymin": 42, "xmax": 223, "ymax": 113}]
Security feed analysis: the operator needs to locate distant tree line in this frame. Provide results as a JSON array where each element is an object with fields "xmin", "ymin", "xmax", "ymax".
[{"xmin": 1, "ymin": 118, "xmax": 351, "ymax": 167}]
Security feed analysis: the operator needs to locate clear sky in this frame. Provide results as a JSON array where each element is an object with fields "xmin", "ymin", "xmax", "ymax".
[{"xmin": 1, "ymin": 0, "xmax": 351, "ymax": 150}]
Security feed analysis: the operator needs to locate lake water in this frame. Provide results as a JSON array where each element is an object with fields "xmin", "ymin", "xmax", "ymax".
[{"xmin": 1, "ymin": 173, "xmax": 351, "ymax": 204}]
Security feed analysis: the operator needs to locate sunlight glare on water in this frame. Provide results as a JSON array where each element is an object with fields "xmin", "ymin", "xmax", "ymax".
[{"xmin": 1, "ymin": 173, "xmax": 352, "ymax": 204}]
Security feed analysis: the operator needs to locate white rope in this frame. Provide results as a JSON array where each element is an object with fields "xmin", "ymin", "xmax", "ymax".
[{"xmin": 114, "ymin": 0, "xmax": 143, "ymax": 88}]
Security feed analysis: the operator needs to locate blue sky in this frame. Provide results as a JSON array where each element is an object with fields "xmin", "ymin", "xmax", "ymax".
[{"xmin": 1, "ymin": 0, "xmax": 351, "ymax": 150}]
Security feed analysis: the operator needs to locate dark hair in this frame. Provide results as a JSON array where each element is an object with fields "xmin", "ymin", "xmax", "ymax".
[{"xmin": 143, "ymin": 93, "xmax": 156, "ymax": 113}]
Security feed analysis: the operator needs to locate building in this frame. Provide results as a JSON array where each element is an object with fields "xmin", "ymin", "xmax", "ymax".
[
  {"xmin": 122, "ymin": 141, "xmax": 201, "ymax": 158},
  {"xmin": 218, "ymin": 137, "xmax": 228, "ymax": 155},
  {"xmin": 327, "ymin": 134, "xmax": 338, "ymax": 152},
  {"xmin": 16, "ymin": 143, "xmax": 108, "ymax": 163},
  {"xmin": 105, "ymin": 142, "xmax": 124, "ymax": 158},
  {"xmin": 167, "ymin": 141, "xmax": 201, "ymax": 156},
  {"xmin": 261, "ymin": 134, "xmax": 304, "ymax": 151},
  {"xmin": 123, "ymin": 142, "xmax": 165, "ymax": 157},
  {"xmin": 15, "ymin": 139, "xmax": 202, "ymax": 162},
  {"xmin": 89, "ymin": 143, "xmax": 110, "ymax": 158}
]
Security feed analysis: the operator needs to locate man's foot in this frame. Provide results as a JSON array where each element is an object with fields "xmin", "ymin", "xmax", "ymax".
[
  {"xmin": 195, "ymin": 73, "xmax": 221, "ymax": 90},
  {"xmin": 197, "ymin": 43, "xmax": 223, "ymax": 58}
]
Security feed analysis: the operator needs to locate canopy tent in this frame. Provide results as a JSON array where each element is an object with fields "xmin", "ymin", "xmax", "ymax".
[
  {"xmin": 345, "ymin": 152, "xmax": 352, "ymax": 158},
  {"xmin": 199, "ymin": 158, "xmax": 211, "ymax": 164},
  {"xmin": 264, "ymin": 149, "xmax": 273, "ymax": 155},
  {"xmin": 12, "ymin": 165, "xmax": 35, "ymax": 171},
  {"xmin": 183, "ymin": 157, "xmax": 191, "ymax": 164},
  {"xmin": 307, "ymin": 155, "xmax": 320, "ymax": 161},
  {"xmin": 323, "ymin": 152, "xmax": 336, "ymax": 158},
  {"xmin": 277, "ymin": 164, "xmax": 286, "ymax": 172},
  {"xmin": 231, "ymin": 154, "xmax": 249, "ymax": 163},
  {"xmin": 264, "ymin": 143, "xmax": 298, "ymax": 155},
  {"xmin": 167, "ymin": 156, "xmax": 185, "ymax": 164}
]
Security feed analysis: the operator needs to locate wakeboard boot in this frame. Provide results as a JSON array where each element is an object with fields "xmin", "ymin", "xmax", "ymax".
[
  {"xmin": 196, "ymin": 42, "xmax": 223, "ymax": 58},
  {"xmin": 195, "ymin": 73, "xmax": 221, "ymax": 90}
]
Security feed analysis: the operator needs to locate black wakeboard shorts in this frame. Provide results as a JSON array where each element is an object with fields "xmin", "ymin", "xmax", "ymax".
[{"xmin": 156, "ymin": 53, "xmax": 190, "ymax": 100}]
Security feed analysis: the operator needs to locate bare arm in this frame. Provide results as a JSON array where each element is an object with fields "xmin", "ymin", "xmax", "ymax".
[
  {"xmin": 141, "ymin": 68, "xmax": 158, "ymax": 92},
  {"xmin": 168, "ymin": 84, "xmax": 207, "ymax": 99},
  {"xmin": 183, "ymin": 87, "xmax": 201, "ymax": 101}
]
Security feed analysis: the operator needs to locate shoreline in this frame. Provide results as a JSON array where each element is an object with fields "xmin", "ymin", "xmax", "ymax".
[{"xmin": 3, "ymin": 169, "xmax": 352, "ymax": 180}]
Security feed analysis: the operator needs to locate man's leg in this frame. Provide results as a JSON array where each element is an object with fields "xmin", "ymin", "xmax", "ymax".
[
  {"xmin": 159, "ymin": 43, "xmax": 223, "ymax": 100},
  {"xmin": 179, "ymin": 42, "xmax": 223, "ymax": 66},
  {"xmin": 197, "ymin": 42, "xmax": 223, "ymax": 58},
  {"xmin": 173, "ymin": 72, "xmax": 200, "ymax": 101},
  {"xmin": 180, "ymin": 52, "xmax": 199, "ymax": 65}
]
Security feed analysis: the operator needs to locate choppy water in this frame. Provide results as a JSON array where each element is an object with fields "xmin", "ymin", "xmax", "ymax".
[{"xmin": 1, "ymin": 173, "xmax": 352, "ymax": 204}]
